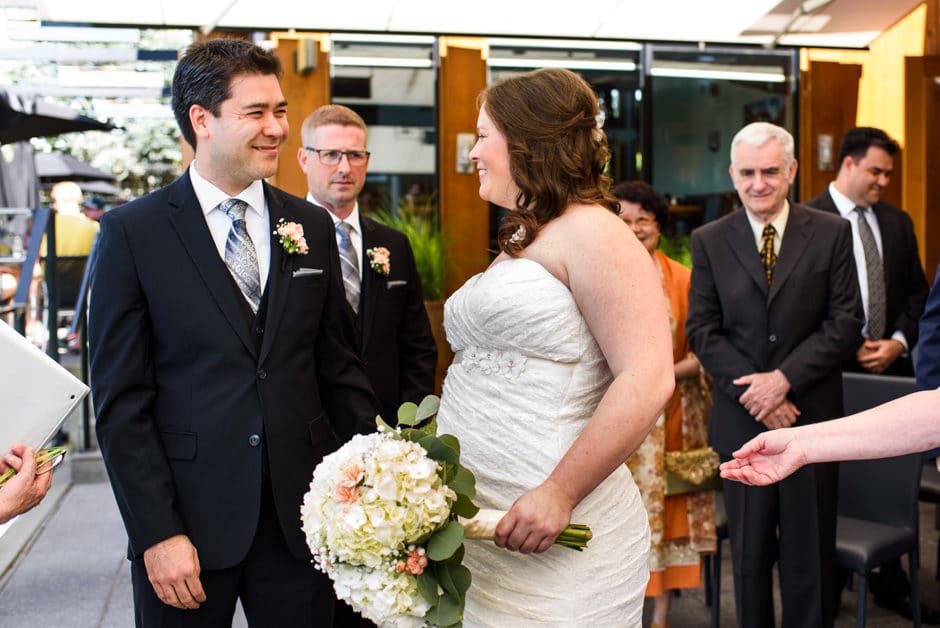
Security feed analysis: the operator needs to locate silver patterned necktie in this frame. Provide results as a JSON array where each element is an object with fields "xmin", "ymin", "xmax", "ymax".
[
  {"xmin": 336, "ymin": 221, "xmax": 360, "ymax": 314},
  {"xmin": 220, "ymin": 198, "xmax": 261, "ymax": 313},
  {"xmin": 855, "ymin": 206, "xmax": 886, "ymax": 340}
]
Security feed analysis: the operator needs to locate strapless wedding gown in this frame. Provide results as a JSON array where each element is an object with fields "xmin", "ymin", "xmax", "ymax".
[{"xmin": 436, "ymin": 258, "xmax": 649, "ymax": 627}]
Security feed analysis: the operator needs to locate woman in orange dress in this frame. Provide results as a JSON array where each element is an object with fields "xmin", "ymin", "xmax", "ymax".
[{"xmin": 616, "ymin": 181, "xmax": 717, "ymax": 628}]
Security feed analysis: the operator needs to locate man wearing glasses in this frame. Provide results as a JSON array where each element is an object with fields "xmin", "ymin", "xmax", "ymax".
[{"xmin": 297, "ymin": 101, "xmax": 437, "ymax": 485}]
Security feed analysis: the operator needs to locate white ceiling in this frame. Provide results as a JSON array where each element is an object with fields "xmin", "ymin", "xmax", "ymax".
[{"xmin": 32, "ymin": 0, "xmax": 924, "ymax": 49}]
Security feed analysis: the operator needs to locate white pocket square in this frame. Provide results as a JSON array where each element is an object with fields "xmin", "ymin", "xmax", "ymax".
[
  {"xmin": 292, "ymin": 267, "xmax": 323, "ymax": 278},
  {"xmin": 386, "ymin": 280, "xmax": 407, "ymax": 288}
]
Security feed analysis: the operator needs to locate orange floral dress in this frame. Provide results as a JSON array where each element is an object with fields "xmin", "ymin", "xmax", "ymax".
[{"xmin": 626, "ymin": 250, "xmax": 717, "ymax": 597}]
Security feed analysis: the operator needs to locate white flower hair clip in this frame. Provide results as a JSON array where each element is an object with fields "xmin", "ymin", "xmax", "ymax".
[{"xmin": 508, "ymin": 224, "xmax": 526, "ymax": 246}]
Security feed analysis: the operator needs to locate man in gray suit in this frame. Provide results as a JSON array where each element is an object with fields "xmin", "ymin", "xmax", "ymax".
[{"xmin": 687, "ymin": 122, "xmax": 862, "ymax": 627}]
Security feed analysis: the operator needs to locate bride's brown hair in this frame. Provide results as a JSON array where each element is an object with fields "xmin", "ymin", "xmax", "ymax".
[{"xmin": 480, "ymin": 68, "xmax": 619, "ymax": 256}]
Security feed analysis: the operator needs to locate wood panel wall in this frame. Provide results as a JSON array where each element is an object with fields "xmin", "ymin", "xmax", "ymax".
[
  {"xmin": 437, "ymin": 38, "xmax": 489, "ymax": 296},
  {"xmin": 797, "ymin": 61, "xmax": 861, "ymax": 203},
  {"xmin": 271, "ymin": 34, "xmax": 331, "ymax": 198},
  {"xmin": 904, "ymin": 56, "xmax": 940, "ymax": 276}
]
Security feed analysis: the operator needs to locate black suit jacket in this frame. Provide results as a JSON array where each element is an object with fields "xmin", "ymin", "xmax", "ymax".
[
  {"xmin": 352, "ymin": 215, "xmax": 437, "ymax": 425},
  {"xmin": 687, "ymin": 204, "xmax": 863, "ymax": 455},
  {"xmin": 89, "ymin": 171, "xmax": 377, "ymax": 569},
  {"xmin": 805, "ymin": 190, "xmax": 928, "ymax": 369}
]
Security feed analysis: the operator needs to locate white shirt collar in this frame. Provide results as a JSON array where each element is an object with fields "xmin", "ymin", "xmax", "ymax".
[
  {"xmin": 828, "ymin": 182, "xmax": 864, "ymax": 217},
  {"xmin": 307, "ymin": 194, "xmax": 361, "ymax": 231},
  {"xmin": 744, "ymin": 200, "xmax": 790, "ymax": 253},
  {"xmin": 190, "ymin": 161, "xmax": 266, "ymax": 218}
]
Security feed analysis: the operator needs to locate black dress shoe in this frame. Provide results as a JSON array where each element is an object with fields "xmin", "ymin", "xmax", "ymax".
[{"xmin": 873, "ymin": 594, "xmax": 940, "ymax": 624}]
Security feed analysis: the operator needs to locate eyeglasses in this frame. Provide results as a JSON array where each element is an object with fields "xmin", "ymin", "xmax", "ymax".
[
  {"xmin": 621, "ymin": 216, "xmax": 657, "ymax": 228},
  {"xmin": 304, "ymin": 147, "xmax": 371, "ymax": 166}
]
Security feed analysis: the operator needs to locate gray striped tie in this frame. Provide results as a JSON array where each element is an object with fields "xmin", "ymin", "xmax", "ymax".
[
  {"xmin": 336, "ymin": 221, "xmax": 360, "ymax": 314},
  {"xmin": 855, "ymin": 206, "xmax": 886, "ymax": 340},
  {"xmin": 220, "ymin": 198, "xmax": 261, "ymax": 313}
]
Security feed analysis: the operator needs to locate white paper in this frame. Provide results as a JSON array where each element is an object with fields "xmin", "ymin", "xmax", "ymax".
[{"xmin": 0, "ymin": 320, "xmax": 88, "ymax": 453}]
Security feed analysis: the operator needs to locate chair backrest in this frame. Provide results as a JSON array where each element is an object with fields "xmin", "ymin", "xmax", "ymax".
[
  {"xmin": 51, "ymin": 255, "xmax": 89, "ymax": 309},
  {"xmin": 838, "ymin": 372, "xmax": 922, "ymax": 528},
  {"xmin": 838, "ymin": 453, "xmax": 923, "ymax": 529},
  {"xmin": 841, "ymin": 371, "xmax": 916, "ymax": 416}
]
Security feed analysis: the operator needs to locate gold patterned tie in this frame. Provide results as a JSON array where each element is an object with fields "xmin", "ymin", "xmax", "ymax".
[{"xmin": 760, "ymin": 224, "xmax": 777, "ymax": 286}]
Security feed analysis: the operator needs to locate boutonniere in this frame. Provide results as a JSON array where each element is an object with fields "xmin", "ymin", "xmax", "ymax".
[
  {"xmin": 366, "ymin": 246, "xmax": 391, "ymax": 276},
  {"xmin": 274, "ymin": 218, "xmax": 309, "ymax": 255}
]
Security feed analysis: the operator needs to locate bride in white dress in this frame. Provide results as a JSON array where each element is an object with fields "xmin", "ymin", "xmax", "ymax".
[{"xmin": 435, "ymin": 68, "xmax": 675, "ymax": 627}]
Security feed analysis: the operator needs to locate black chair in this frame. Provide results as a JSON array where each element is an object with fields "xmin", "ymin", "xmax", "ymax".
[
  {"xmin": 918, "ymin": 459, "xmax": 940, "ymax": 580},
  {"xmin": 837, "ymin": 372, "xmax": 920, "ymax": 628}
]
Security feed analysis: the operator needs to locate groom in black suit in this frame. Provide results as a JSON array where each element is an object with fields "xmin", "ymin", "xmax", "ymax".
[
  {"xmin": 89, "ymin": 39, "xmax": 377, "ymax": 627},
  {"xmin": 297, "ymin": 105, "xmax": 437, "ymax": 429},
  {"xmin": 687, "ymin": 122, "xmax": 862, "ymax": 627}
]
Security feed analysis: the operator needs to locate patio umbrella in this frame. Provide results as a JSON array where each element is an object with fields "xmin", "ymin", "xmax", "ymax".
[
  {"xmin": 0, "ymin": 88, "xmax": 114, "ymax": 144},
  {"xmin": 35, "ymin": 152, "xmax": 116, "ymax": 183},
  {"xmin": 77, "ymin": 179, "xmax": 123, "ymax": 197}
]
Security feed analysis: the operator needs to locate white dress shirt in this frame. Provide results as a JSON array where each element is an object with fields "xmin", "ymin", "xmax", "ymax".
[
  {"xmin": 190, "ymin": 162, "xmax": 271, "ymax": 293},
  {"xmin": 307, "ymin": 194, "xmax": 364, "ymax": 282},
  {"xmin": 828, "ymin": 182, "xmax": 905, "ymax": 348}
]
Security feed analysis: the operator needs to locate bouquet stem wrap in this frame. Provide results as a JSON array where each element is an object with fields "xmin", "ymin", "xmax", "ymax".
[
  {"xmin": 460, "ymin": 509, "xmax": 592, "ymax": 550},
  {"xmin": 459, "ymin": 508, "xmax": 504, "ymax": 540}
]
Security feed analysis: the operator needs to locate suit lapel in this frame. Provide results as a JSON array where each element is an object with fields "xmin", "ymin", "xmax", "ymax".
[
  {"xmin": 359, "ymin": 217, "xmax": 382, "ymax": 355},
  {"xmin": 768, "ymin": 205, "xmax": 814, "ymax": 304},
  {"xmin": 167, "ymin": 172, "xmax": 256, "ymax": 357},
  {"xmin": 258, "ymin": 183, "xmax": 291, "ymax": 364},
  {"xmin": 725, "ymin": 210, "xmax": 769, "ymax": 296}
]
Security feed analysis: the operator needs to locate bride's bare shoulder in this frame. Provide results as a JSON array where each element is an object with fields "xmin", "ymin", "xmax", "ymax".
[{"xmin": 546, "ymin": 203, "xmax": 628, "ymax": 243}]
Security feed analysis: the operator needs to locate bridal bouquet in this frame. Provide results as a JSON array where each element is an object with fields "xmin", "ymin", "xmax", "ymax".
[{"xmin": 301, "ymin": 396, "xmax": 591, "ymax": 627}]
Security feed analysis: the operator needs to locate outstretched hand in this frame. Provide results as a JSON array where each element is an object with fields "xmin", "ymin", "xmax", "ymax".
[
  {"xmin": 494, "ymin": 479, "xmax": 573, "ymax": 554},
  {"xmin": 719, "ymin": 429, "xmax": 808, "ymax": 486}
]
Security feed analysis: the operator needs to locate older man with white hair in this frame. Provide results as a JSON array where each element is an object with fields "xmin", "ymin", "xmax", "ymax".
[{"xmin": 687, "ymin": 122, "xmax": 863, "ymax": 628}]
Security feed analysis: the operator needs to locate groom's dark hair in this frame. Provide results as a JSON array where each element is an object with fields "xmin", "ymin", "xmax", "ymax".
[{"xmin": 171, "ymin": 38, "xmax": 283, "ymax": 150}]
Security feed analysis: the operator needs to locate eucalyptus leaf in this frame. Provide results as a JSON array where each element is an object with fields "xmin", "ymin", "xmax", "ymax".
[
  {"xmin": 438, "ymin": 433, "xmax": 460, "ymax": 457},
  {"xmin": 436, "ymin": 561, "xmax": 460, "ymax": 599},
  {"xmin": 425, "ymin": 592, "xmax": 463, "ymax": 627},
  {"xmin": 416, "ymin": 572, "xmax": 440, "ymax": 605},
  {"xmin": 403, "ymin": 427, "xmax": 429, "ymax": 443},
  {"xmin": 452, "ymin": 492, "xmax": 480, "ymax": 519},
  {"xmin": 416, "ymin": 395, "xmax": 441, "ymax": 422},
  {"xmin": 447, "ymin": 563, "xmax": 472, "ymax": 595},
  {"xmin": 448, "ymin": 465, "xmax": 476, "ymax": 498},
  {"xmin": 418, "ymin": 436, "xmax": 460, "ymax": 466},
  {"xmin": 375, "ymin": 414, "xmax": 395, "ymax": 433},
  {"xmin": 427, "ymin": 520, "xmax": 464, "ymax": 561},
  {"xmin": 397, "ymin": 402, "xmax": 419, "ymax": 426}
]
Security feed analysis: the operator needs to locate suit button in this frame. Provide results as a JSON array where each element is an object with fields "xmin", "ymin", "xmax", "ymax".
[
  {"xmin": 248, "ymin": 434, "xmax": 261, "ymax": 447},
  {"xmin": 257, "ymin": 369, "xmax": 267, "ymax": 380},
  {"xmin": 769, "ymin": 334, "xmax": 778, "ymax": 343},
  {"xmin": 255, "ymin": 326, "xmax": 264, "ymax": 334}
]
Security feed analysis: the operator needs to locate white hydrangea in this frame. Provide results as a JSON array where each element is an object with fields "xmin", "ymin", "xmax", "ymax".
[
  {"xmin": 300, "ymin": 430, "xmax": 457, "ymax": 624},
  {"xmin": 330, "ymin": 562, "xmax": 430, "ymax": 628}
]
